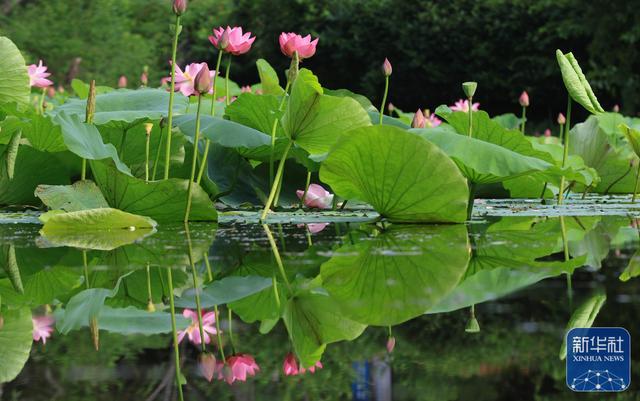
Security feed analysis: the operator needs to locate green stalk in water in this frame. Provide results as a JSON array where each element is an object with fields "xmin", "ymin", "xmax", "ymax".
[
  {"xmin": 166, "ymin": 267, "xmax": 184, "ymax": 401},
  {"xmin": 519, "ymin": 91, "xmax": 529, "ymax": 134},
  {"xmin": 261, "ymin": 141, "xmax": 293, "ymax": 221},
  {"xmin": 558, "ymin": 97, "xmax": 572, "ymax": 205},
  {"xmin": 262, "ymin": 224, "xmax": 292, "ymax": 293},
  {"xmin": 184, "ymin": 65, "xmax": 211, "ymax": 222},
  {"xmin": 186, "ymin": 224, "xmax": 207, "ymax": 353},
  {"xmin": 462, "ymin": 82, "xmax": 477, "ymax": 138},
  {"xmin": 163, "ymin": 7, "xmax": 184, "ymax": 181},
  {"xmin": 269, "ymin": 80, "xmax": 291, "ymax": 190},
  {"xmin": 379, "ymin": 58, "xmax": 392, "ymax": 125}
]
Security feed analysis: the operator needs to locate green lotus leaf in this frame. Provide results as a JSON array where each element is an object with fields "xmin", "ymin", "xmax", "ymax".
[
  {"xmin": 556, "ymin": 50, "xmax": 604, "ymax": 115},
  {"xmin": 320, "ymin": 125, "xmax": 469, "ymax": 223},
  {"xmin": 0, "ymin": 307, "xmax": 32, "ymax": 383},
  {"xmin": 321, "ymin": 225, "xmax": 470, "ymax": 326},
  {"xmin": 70, "ymin": 79, "xmax": 114, "ymax": 99},
  {"xmin": 35, "ymin": 180, "xmax": 110, "ymax": 212},
  {"xmin": 620, "ymin": 124, "xmax": 640, "ymax": 157},
  {"xmin": 559, "ymin": 293, "xmax": 606, "ymax": 360},
  {"xmin": 51, "ymin": 88, "xmax": 188, "ymax": 129},
  {"xmin": 173, "ymin": 113, "xmax": 271, "ymax": 150},
  {"xmin": 39, "ymin": 208, "xmax": 157, "ymax": 250},
  {"xmin": 282, "ymin": 69, "xmax": 371, "ymax": 155},
  {"xmin": 64, "ymin": 306, "xmax": 190, "ymax": 335},
  {"xmin": 90, "ymin": 160, "xmax": 217, "ymax": 222},
  {"xmin": 175, "ymin": 275, "xmax": 273, "ymax": 309},
  {"xmin": 620, "ymin": 250, "xmax": 640, "ymax": 282},
  {"xmin": 0, "ymin": 37, "xmax": 30, "ymax": 108},
  {"xmin": 256, "ymin": 58, "xmax": 284, "ymax": 95}
]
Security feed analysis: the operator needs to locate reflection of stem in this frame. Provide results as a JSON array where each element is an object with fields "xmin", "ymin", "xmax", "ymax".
[
  {"xmin": 305, "ymin": 227, "xmax": 312, "ymax": 247},
  {"xmin": 261, "ymin": 141, "xmax": 293, "ymax": 221},
  {"xmin": 379, "ymin": 76, "xmax": 389, "ymax": 125},
  {"xmin": 581, "ymin": 184, "xmax": 591, "ymax": 199},
  {"xmin": 166, "ymin": 267, "xmax": 185, "ymax": 401},
  {"xmin": 262, "ymin": 224, "xmax": 292, "ymax": 292},
  {"xmin": 558, "ymin": 98, "xmax": 572, "ymax": 205},
  {"xmin": 559, "ymin": 216, "xmax": 573, "ymax": 307},
  {"xmin": 203, "ymin": 252, "xmax": 213, "ymax": 282},
  {"xmin": 186, "ymin": 224, "xmax": 207, "ymax": 353},
  {"xmin": 466, "ymin": 182, "xmax": 476, "ymax": 220},
  {"xmin": 164, "ymin": 15, "xmax": 182, "ymax": 180},
  {"xmin": 632, "ymin": 162, "xmax": 640, "ymax": 202},
  {"xmin": 228, "ymin": 308, "xmax": 237, "ymax": 355},
  {"xmin": 184, "ymin": 95, "xmax": 204, "ymax": 222},
  {"xmin": 214, "ymin": 305, "xmax": 226, "ymax": 361}
]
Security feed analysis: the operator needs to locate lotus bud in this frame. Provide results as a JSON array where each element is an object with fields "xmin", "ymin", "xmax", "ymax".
[
  {"xmin": 118, "ymin": 75, "xmax": 127, "ymax": 88},
  {"xmin": 386, "ymin": 336, "xmax": 396, "ymax": 353},
  {"xmin": 144, "ymin": 123, "xmax": 153, "ymax": 137},
  {"xmin": 218, "ymin": 30, "xmax": 230, "ymax": 51},
  {"xmin": 159, "ymin": 117, "xmax": 167, "ymax": 129},
  {"xmin": 613, "ymin": 104, "xmax": 620, "ymax": 113},
  {"xmin": 519, "ymin": 90, "xmax": 529, "ymax": 107},
  {"xmin": 194, "ymin": 64, "xmax": 212, "ymax": 95},
  {"xmin": 387, "ymin": 103, "xmax": 395, "ymax": 112},
  {"xmin": 462, "ymin": 81, "xmax": 477, "ymax": 99},
  {"xmin": 85, "ymin": 80, "xmax": 96, "ymax": 124},
  {"xmin": 172, "ymin": 0, "xmax": 187, "ymax": 16},
  {"xmin": 382, "ymin": 58, "xmax": 392, "ymax": 77},
  {"xmin": 46, "ymin": 86, "xmax": 56, "ymax": 98},
  {"xmin": 411, "ymin": 109, "xmax": 426, "ymax": 128},
  {"xmin": 544, "ymin": 128, "xmax": 551, "ymax": 137},
  {"xmin": 199, "ymin": 353, "xmax": 216, "ymax": 382},
  {"xmin": 557, "ymin": 112, "xmax": 566, "ymax": 125},
  {"xmin": 140, "ymin": 66, "xmax": 149, "ymax": 86},
  {"xmin": 146, "ymin": 299, "xmax": 156, "ymax": 312}
]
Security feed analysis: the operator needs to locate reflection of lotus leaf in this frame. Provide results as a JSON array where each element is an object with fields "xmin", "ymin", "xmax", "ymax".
[{"xmin": 321, "ymin": 225, "xmax": 470, "ymax": 326}]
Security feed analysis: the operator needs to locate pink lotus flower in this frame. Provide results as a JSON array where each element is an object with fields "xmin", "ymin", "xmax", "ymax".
[
  {"xmin": 519, "ymin": 91, "xmax": 529, "ymax": 107},
  {"xmin": 241, "ymin": 85, "xmax": 252, "ymax": 93},
  {"xmin": 199, "ymin": 353, "xmax": 217, "ymax": 382},
  {"xmin": 411, "ymin": 109, "xmax": 426, "ymax": 128},
  {"xmin": 173, "ymin": 0, "xmax": 187, "ymax": 16},
  {"xmin": 544, "ymin": 128, "xmax": 551, "ymax": 137},
  {"xmin": 209, "ymin": 26, "xmax": 256, "ymax": 56},
  {"xmin": 427, "ymin": 113, "xmax": 442, "ymax": 128},
  {"xmin": 217, "ymin": 354, "xmax": 260, "ymax": 384},
  {"xmin": 450, "ymin": 99, "xmax": 480, "ymax": 112},
  {"xmin": 282, "ymin": 352, "xmax": 322, "ymax": 376},
  {"xmin": 177, "ymin": 309, "xmax": 219, "ymax": 345},
  {"xmin": 168, "ymin": 62, "xmax": 215, "ymax": 97},
  {"xmin": 28, "ymin": 60, "xmax": 53, "ymax": 88},
  {"xmin": 296, "ymin": 184, "xmax": 334, "ymax": 209},
  {"xmin": 32, "ymin": 315, "xmax": 55, "ymax": 344},
  {"xmin": 118, "ymin": 75, "xmax": 127, "ymax": 88},
  {"xmin": 279, "ymin": 33, "xmax": 319, "ymax": 59},
  {"xmin": 140, "ymin": 71, "xmax": 148, "ymax": 86}
]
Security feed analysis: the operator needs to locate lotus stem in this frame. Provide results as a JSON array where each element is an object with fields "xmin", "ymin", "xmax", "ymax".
[
  {"xmin": 559, "ymin": 121, "xmax": 565, "ymax": 143},
  {"xmin": 81, "ymin": 80, "xmax": 96, "ymax": 181},
  {"xmin": 145, "ymin": 131, "xmax": 151, "ymax": 182},
  {"xmin": 466, "ymin": 182, "xmax": 476, "ymax": 220},
  {"xmin": 184, "ymin": 95, "xmax": 203, "ymax": 222},
  {"xmin": 119, "ymin": 127, "xmax": 130, "ymax": 160},
  {"xmin": 213, "ymin": 305, "xmax": 225, "ymax": 362},
  {"xmin": 305, "ymin": 227, "xmax": 313, "ymax": 247},
  {"xmin": 38, "ymin": 88, "xmax": 46, "ymax": 115},
  {"xmin": 261, "ymin": 140, "xmax": 293, "ymax": 220},
  {"xmin": 269, "ymin": 80, "xmax": 292, "ymax": 190},
  {"xmin": 632, "ymin": 163, "xmax": 640, "ymax": 203},
  {"xmin": 520, "ymin": 106, "xmax": 526, "ymax": 134},
  {"xmin": 203, "ymin": 252, "xmax": 213, "ymax": 282},
  {"xmin": 145, "ymin": 263, "xmax": 153, "ymax": 310},
  {"xmin": 196, "ymin": 51, "xmax": 224, "ymax": 185},
  {"xmin": 225, "ymin": 55, "xmax": 232, "ymax": 107},
  {"xmin": 340, "ymin": 200, "xmax": 349, "ymax": 210},
  {"xmin": 228, "ymin": 308, "xmax": 237, "ymax": 355},
  {"xmin": 163, "ymin": 15, "xmax": 182, "ymax": 180},
  {"xmin": 262, "ymin": 223, "xmax": 292, "ymax": 292},
  {"xmin": 379, "ymin": 75, "xmax": 389, "ymax": 125},
  {"xmin": 151, "ymin": 135, "xmax": 163, "ymax": 182},
  {"xmin": 558, "ymin": 97, "xmax": 572, "ymax": 205},
  {"xmin": 300, "ymin": 170, "xmax": 311, "ymax": 209},
  {"xmin": 581, "ymin": 184, "xmax": 591, "ymax": 199},
  {"xmin": 467, "ymin": 98, "xmax": 474, "ymax": 138},
  {"xmin": 539, "ymin": 182, "xmax": 548, "ymax": 201},
  {"xmin": 166, "ymin": 267, "xmax": 184, "ymax": 401},
  {"xmin": 186, "ymin": 224, "xmax": 207, "ymax": 353},
  {"xmin": 274, "ymin": 171, "xmax": 285, "ymax": 209},
  {"xmin": 559, "ymin": 216, "xmax": 572, "ymax": 307}
]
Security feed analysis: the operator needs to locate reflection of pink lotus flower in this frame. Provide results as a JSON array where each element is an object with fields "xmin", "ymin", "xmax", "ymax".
[
  {"xmin": 296, "ymin": 184, "xmax": 334, "ymax": 209},
  {"xmin": 28, "ymin": 60, "xmax": 53, "ymax": 88},
  {"xmin": 167, "ymin": 62, "xmax": 216, "ymax": 97},
  {"xmin": 298, "ymin": 223, "xmax": 329, "ymax": 234},
  {"xmin": 32, "ymin": 315, "xmax": 55, "ymax": 344},
  {"xmin": 282, "ymin": 352, "xmax": 322, "ymax": 376},
  {"xmin": 177, "ymin": 309, "xmax": 219, "ymax": 345},
  {"xmin": 386, "ymin": 337, "xmax": 396, "ymax": 353},
  {"xmin": 450, "ymin": 99, "xmax": 479, "ymax": 112},
  {"xmin": 279, "ymin": 33, "xmax": 319, "ymax": 59},
  {"xmin": 199, "ymin": 353, "xmax": 217, "ymax": 382},
  {"xmin": 209, "ymin": 26, "xmax": 255, "ymax": 56},
  {"xmin": 217, "ymin": 354, "xmax": 260, "ymax": 384}
]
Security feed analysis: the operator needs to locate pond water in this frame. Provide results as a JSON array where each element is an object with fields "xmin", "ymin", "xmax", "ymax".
[{"xmin": 0, "ymin": 211, "xmax": 638, "ymax": 400}]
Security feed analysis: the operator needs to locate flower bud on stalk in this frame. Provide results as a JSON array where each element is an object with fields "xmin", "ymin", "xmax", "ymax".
[
  {"xmin": 557, "ymin": 112, "xmax": 566, "ymax": 125},
  {"xmin": 199, "ymin": 353, "xmax": 216, "ymax": 382},
  {"xmin": 141, "ymin": 66, "xmax": 149, "ymax": 87},
  {"xmin": 411, "ymin": 109, "xmax": 426, "ymax": 128},
  {"xmin": 172, "ymin": 0, "xmax": 187, "ymax": 16},
  {"xmin": 144, "ymin": 123, "xmax": 153, "ymax": 137},
  {"xmin": 194, "ymin": 64, "xmax": 212, "ymax": 95},
  {"xmin": 382, "ymin": 58, "xmax": 392, "ymax": 77},
  {"xmin": 519, "ymin": 91, "xmax": 530, "ymax": 107},
  {"xmin": 386, "ymin": 336, "xmax": 396, "ymax": 353},
  {"xmin": 462, "ymin": 81, "xmax": 477, "ymax": 99}
]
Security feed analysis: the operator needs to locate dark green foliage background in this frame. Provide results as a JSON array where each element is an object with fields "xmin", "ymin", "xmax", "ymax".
[{"xmin": 1, "ymin": 0, "xmax": 638, "ymax": 121}]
